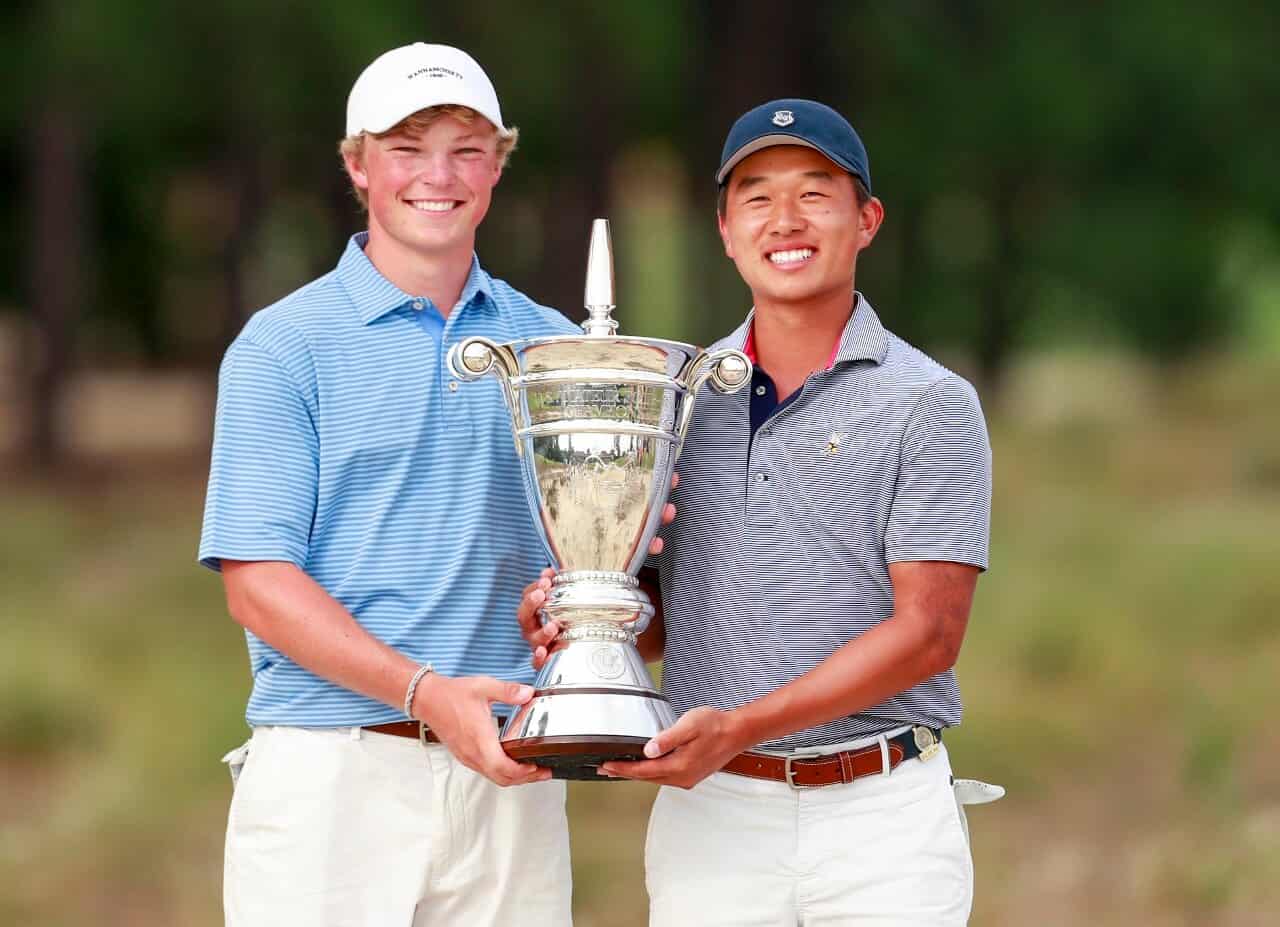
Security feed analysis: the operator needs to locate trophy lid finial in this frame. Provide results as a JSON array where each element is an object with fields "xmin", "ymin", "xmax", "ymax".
[{"xmin": 582, "ymin": 218, "xmax": 619, "ymax": 336}]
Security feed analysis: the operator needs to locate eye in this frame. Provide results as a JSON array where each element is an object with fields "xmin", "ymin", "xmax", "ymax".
[
  {"xmin": 801, "ymin": 190, "xmax": 828, "ymax": 199},
  {"xmin": 745, "ymin": 195, "xmax": 769, "ymax": 206},
  {"xmin": 391, "ymin": 146, "xmax": 418, "ymax": 154},
  {"xmin": 455, "ymin": 147, "xmax": 484, "ymax": 156}
]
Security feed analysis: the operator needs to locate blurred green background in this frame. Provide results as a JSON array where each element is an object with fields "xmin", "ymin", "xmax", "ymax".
[{"xmin": 2, "ymin": 2, "xmax": 1278, "ymax": 925}]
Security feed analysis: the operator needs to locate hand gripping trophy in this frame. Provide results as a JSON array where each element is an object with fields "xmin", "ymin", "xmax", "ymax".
[{"xmin": 448, "ymin": 220, "xmax": 751, "ymax": 779}]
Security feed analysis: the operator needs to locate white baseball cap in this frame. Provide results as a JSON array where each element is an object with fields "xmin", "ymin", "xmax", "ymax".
[{"xmin": 345, "ymin": 43, "xmax": 512, "ymax": 138}]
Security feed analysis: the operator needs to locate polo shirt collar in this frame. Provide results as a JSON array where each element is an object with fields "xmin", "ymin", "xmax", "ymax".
[
  {"xmin": 833, "ymin": 294, "xmax": 890, "ymax": 366},
  {"xmin": 728, "ymin": 292, "xmax": 890, "ymax": 369},
  {"xmin": 336, "ymin": 232, "xmax": 496, "ymax": 325}
]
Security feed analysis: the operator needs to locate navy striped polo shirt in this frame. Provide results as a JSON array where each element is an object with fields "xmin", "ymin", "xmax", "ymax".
[
  {"xmin": 654, "ymin": 297, "xmax": 991, "ymax": 751},
  {"xmin": 199, "ymin": 233, "xmax": 579, "ymax": 727}
]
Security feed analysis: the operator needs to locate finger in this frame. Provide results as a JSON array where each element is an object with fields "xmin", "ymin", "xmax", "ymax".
[
  {"xmin": 532, "ymin": 620, "xmax": 561, "ymax": 648},
  {"xmin": 661, "ymin": 502, "xmax": 676, "ymax": 525},
  {"xmin": 671, "ymin": 471, "xmax": 679, "ymax": 490},
  {"xmin": 480, "ymin": 737, "xmax": 548, "ymax": 785},
  {"xmin": 533, "ymin": 645, "xmax": 547, "ymax": 669},
  {"xmin": 645, "ymin": 716, "xmax": 701, "ymax": 758},
  {"xmin": 517, "ymin": 588, "xmax": 547, "ymax": 635},
  {"xmin": 647, "ymin": 536, "xmax": 664, "ymax": 556},
  {"xmin": 519, "ymin": 573, "xmax": 553, "ymax": 602},
  {"xmin": 599, "ymin": 757, "xmax": 676, "ymax": 780}
]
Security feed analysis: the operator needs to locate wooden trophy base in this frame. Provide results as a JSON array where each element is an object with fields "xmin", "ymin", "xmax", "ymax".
[{"xmin": 504, "ymin": 735, "xmax": 651, "ymax": 781}]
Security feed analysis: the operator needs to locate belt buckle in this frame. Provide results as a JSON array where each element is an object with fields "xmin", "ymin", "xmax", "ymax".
[
  {"xmin": 784, "ymin": 750, "xmax": 823, "ymax": 789},
  {"xmin": 913, "ymin": 726, "xmax": 940, "ymax": 762},
  {"xmin": 419, "ymin": 722, "xmax": 432, "ymax": 746}
]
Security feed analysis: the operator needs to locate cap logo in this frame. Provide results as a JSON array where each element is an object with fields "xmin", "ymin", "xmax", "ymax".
[
  {"xmin": 771, "ymin": 110, "xmax": 795, "ymax": 127},
  {"xmin": 407, "ymin": 66, "xmax": 463, "ymax": 81}
]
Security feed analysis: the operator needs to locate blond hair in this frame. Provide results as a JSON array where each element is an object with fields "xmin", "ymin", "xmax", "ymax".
[{"xmin": 338, "ymin": 104, "xmax": 519, "ymax": 209}]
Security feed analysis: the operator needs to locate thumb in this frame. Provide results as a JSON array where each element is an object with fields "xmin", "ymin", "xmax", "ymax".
[
  {"xmin": 644, "ymin": 715, "xmax": 698, "ymax": 758},
  {"xmin": 483, "ymin": 678, "xmax": 536, "ymax": 706}
]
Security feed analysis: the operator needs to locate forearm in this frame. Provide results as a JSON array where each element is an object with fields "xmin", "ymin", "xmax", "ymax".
[
  {"xmin": 222, "ymin": 560, "xmax": 419, "ymax": 712},
  {"xmin": 730, "ymin": 614, "xmax": 953, "ymax": 749}
]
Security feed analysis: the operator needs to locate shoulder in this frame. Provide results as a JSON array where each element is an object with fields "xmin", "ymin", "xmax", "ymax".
[
  {"xmin": 707, "ymin": 318, "xmax": 752, "ymax": 353},
  {"xmin": 879, "ymin": 331, "xmax": 982, "ymax": 410},
  {"xmin": 485, "ymin": 273, "xmax": 580, "ymax": 337},
  {"xmin": 223, "ymin": 272, "xmax": 345, "ymax": 386},
  {"xmin": 238, "ymin": 271, "xmax": 346, "ymax": 352}
]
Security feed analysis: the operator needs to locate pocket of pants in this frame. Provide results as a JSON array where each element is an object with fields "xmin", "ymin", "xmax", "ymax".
[{"xmin": 222, "ymin": 739, "xmax": 251, "ymax": 788}]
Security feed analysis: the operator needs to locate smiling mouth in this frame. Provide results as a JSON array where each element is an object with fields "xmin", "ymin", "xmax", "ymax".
[
  {"xmin": 767, "ymin": 247, "xmax": 816, "ymax": 266},
  {"xmin": 404, "ymin": 199, "xmax": 462, "ymax": 213}
]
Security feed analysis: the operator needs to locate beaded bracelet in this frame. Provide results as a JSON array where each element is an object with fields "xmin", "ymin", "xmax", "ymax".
[{"xmin": 403, "ymin": 663, "xmax": 434, "ymax": 719}]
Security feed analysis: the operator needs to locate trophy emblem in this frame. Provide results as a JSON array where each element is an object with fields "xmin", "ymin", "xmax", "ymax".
[{"xmin": 447, "ymin": 219, "xmax": 751, "ymax": 779}]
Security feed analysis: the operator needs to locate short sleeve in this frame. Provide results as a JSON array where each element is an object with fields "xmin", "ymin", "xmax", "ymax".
[
  {"xmin": 198, "ymin": 338, "xmax": 319, "ymax": 572},
  {"xmin": 885, "ymin": 376, "xmax": 991, "ymax": 569}
]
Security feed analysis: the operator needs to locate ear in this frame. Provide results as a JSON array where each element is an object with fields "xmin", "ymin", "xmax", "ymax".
[
  {"xmin": 717, "ymin": 210, "xmax": 735, "ymax": 260},
  {"xmin": 343, "ymin": 150, "xmax": 370, "ymax": 195},
  {"xmin": 857, "ymin": 196, "xmax": 885, "ymax": 250}
]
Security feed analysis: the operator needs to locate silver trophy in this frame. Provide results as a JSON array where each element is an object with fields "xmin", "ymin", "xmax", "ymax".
[{"xmin": 447, "ymin": 219, "xmax": 750, "ymax": 779}]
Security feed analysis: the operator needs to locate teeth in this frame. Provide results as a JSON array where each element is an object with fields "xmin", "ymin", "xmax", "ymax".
[
  {"xmin": 409, "ymin": 200, "xmax": 456, "ymax": 212},
  {"xmin": 768, "ymin": 248, "xmax": 814, "ymax": 265}
]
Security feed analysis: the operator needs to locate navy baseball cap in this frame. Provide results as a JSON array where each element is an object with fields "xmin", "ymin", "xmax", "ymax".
[{"xmin": 716, "ymin": 98, "xmax": 871, "ymax": 193}]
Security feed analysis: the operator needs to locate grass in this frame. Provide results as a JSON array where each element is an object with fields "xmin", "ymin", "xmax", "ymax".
[{"xmin": 1, "ymin": 351, "xmax": 1278, "ymax": 925}]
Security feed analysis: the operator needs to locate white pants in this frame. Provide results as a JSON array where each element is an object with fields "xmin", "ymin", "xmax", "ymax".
[
  {"xmin": 222, "ymin": 726, "xmax": 572, "ymax": 927},
  {"xmin": 645, "ymin": 741, "xmax": 973, "ymax": 926}
]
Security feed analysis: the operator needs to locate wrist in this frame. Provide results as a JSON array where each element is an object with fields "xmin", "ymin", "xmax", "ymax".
[
  {"xmin": 727, "ymin": 701, "xmax": 773, "ymax": 752},
  {"xmin": 403, "ymin": 663, "xmax": 435, "ymax": 720},
  {"xmin": 725, "ymin": 705, "xmax": 763, "ymax": 753}
]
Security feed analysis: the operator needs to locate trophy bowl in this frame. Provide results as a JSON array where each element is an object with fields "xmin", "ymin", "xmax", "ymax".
[{"xmin": 447, "ymin": 219, "xmax": 750, "ymax": 779}]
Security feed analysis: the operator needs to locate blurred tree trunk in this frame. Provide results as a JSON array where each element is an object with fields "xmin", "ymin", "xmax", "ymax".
[
  {"xmin": 531, "ymin": 41, "xmax": 621, "ymax": 320},
  {"xmin": 977, "ymin": 175, "xmax": 1018, "ymax": 401},
  {"xmin": 219, "ymin": 141, "xmax": 264, "ymax": 349},
  {"xmin": 688, "ymin": 0, "xmax": 839, "ymax": 340},
  {"xmin": 26, "ymin": 103, "xmax": 86, "ymax": 467}
]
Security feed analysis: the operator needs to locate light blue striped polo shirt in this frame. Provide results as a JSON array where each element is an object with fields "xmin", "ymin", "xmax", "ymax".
[
  {"xmin": 653, "ymin": 297, "xmax": 991, "ymax": 751},
  {"xmin": 199, "ymin": 233, "xmax": 579, "ymax": 727}
]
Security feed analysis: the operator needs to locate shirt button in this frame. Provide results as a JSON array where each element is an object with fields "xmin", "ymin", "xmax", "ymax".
[
  {"xmin": 412, "ymin": 299, "xmax": 425, "ymax": 311},
  {"xmin": 754, "ymin": 385, "xmax": 767, "ymax": 396},
  {"xmin": 755, "ymin": 472, "xmax": 767, "ymax": 483},
  {"xmin": 448, "ymin": 381, "xmax": 459, "ymax": 392}
]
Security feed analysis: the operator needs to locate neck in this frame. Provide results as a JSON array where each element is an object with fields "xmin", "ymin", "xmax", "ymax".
[
  {"xmin": 363, "ymin": 227, "xmax": 475, "ymax": 318},
  {"xmin": 751, "ymin": 286, "xmax": 855, "ymax": 392}
]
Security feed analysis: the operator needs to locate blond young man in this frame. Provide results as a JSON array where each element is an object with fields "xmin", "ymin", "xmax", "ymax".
[{"xmin": 201, "ymin": 44, "xmax": 581, "ymax": 926}]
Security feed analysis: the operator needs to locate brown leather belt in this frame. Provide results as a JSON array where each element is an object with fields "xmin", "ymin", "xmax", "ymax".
[
  {"xmin": 363, "ymin": 717, "xmax": 503, "ymax": 746},
  {"xmin": 722, "ymin": 726, "xmax": 940, "ymax": 789}
]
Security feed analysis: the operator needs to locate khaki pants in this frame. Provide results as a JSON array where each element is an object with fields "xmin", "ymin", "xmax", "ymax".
[{"xmin": 222, "ymin": 725, "xmax": 571, "ymax": 927}]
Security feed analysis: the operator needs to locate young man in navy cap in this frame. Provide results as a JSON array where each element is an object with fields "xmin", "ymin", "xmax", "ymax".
[
  {"xmin": 201, "ymin": 43, "xmax": 615, "ymax": 926},
  {"xmin": 522, "ymin": 99, "xmax": 1001, "ymax": 924}
]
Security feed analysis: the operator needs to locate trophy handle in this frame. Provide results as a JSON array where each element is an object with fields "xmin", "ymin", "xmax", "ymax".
[
  {"xmin": 674, "ymin": 348, "xmax": 751, "ymax": 443},
  {"xmin": 447, "ymin": 337, "xmax": 524, "ymax": 454}
]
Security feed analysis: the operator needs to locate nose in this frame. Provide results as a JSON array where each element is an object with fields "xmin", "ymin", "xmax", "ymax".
[
  {"xmin": 417, "ymin": 152, "xmax": 456, "ymax": 187},
  {"xmin": 767, "ymin": 197, "xmax": 804, "ymax": 236}
]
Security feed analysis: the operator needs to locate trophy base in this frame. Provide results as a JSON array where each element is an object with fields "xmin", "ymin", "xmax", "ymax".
[
  {"xmin": 501, "ymin": 643, "xmax": 678, "ymax": 780},
  {"xmin": 505, "ymin": 734, "xmax": 652, "ymax": 780}
]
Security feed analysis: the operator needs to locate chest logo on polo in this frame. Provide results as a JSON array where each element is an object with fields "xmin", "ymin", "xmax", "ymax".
[{"xmin": 823, "ymin": 431, "xmax": 849, "ymax": 456}]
